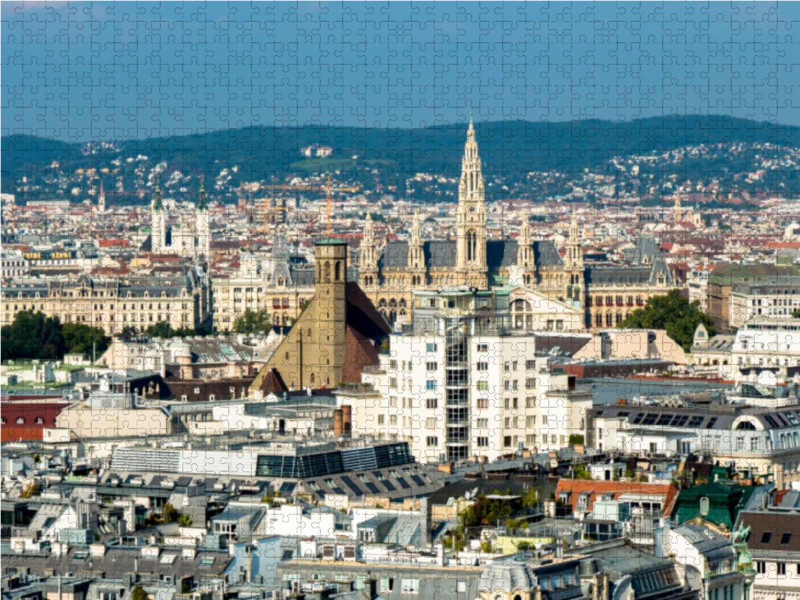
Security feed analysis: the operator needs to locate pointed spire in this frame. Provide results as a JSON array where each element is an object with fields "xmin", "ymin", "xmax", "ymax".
[
  {"xmin": 411, "ymin": 208, "xmax": 422, "ymax": 241},
  {"xmin": 364, "ymin": 211, "xmax": 374, "ymax": 238},
  {"xmin": 152, "ymin": 180, "xmax": 164, "ymax": 212},
  {"xmin": 197, "ymin": 177, "xmax": 208, "ymax": 211}
]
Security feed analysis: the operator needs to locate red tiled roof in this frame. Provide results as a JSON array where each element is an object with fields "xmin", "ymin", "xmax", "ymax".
[
  {"xmin": 99, "ymin": 239, "xmax": 130, "ymax": 248},
  {"xmin": 555, "ymin": 480, "xmax": 680, "ymax": 517},
  {"xmin": 1, "ymin": 428, "xmax": 44, "ymax": 442}
]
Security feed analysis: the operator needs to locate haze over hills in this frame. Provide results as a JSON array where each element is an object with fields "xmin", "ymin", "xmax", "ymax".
[{"xmin": 3, "ymin": 115, "xmax": 800, "ymax": 206}]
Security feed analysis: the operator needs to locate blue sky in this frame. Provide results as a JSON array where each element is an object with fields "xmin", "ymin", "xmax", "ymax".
[{"xmin": 3, "ymin": 1, "xmax": 799, "ymax": 142}]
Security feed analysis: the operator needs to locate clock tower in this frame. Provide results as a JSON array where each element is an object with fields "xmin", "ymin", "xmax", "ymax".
[{"xmin": 456, "ymin": 113, "xmax": 488, "ymax": 288}]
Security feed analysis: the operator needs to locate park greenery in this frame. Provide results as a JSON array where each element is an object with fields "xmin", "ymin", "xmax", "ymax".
[
  {"xmin": 232, "ymin": 308, "xmax": 272, "ymax": 334},
  {"xmin": 618, "ymin": 288, "xmax": 715, "ymax": 352},
  {"xmin": 1, "ymin": 310, "xmax": 110, "ymax": 361}
]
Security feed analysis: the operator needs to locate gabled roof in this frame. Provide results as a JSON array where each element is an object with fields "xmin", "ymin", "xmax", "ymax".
[{"xmin": 555, "ymin": 480, "xmax": 679, "ymax": 516}]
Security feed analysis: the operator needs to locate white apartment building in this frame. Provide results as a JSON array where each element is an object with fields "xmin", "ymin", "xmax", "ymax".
[
  {"xmin": 692, "ymin": 319, "xmax": 800, "ymax": 382},
  {"xmin": 349, "ymin": 287, "xmax": 591, "ymax": 463},
  {"xmin": 729, "ymin": 278, "xmax": 800, "ymax": 329},
  {"xmin": 1, "ymin": 255, "xmax": 30, "ymax": 279},
  {"xmin": 687, "ymin": 263, "xmax": 711, "ymax": 312},
  {"xmin": 590, "ymin": 383, "xmax": 800, "ymax": 487}
]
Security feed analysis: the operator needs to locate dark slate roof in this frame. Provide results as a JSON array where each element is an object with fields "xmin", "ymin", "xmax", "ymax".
[
  {"xmin": 625, "ymin": 234, "xmax": 661, "ymax": 265},
  {"xmin": 585, "ymin": 266, "xmax": 653, "ymax": 285},
  {"xmin": 378, "ymin": 240, "xmax": 562, "ymax": 270},
  {"xmin": 740, "ymin": 511, "xmax": 800, "ymax": 554}
]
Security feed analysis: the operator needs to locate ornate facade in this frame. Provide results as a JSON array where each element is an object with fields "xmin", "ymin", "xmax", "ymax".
[
  {"xmin": 359, "ymin": 118, "xmax": 675, "ymax": 327},
  {"xmin": 0, "ymin": 273, "xmax": 209, "ymax": 335},
  {"xmin": 149, "ymin": 182, "xmax": 211, "ymax": 260}
]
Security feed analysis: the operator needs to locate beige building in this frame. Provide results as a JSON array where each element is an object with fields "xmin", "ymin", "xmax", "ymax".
[{"xmin": 0, "ymin": 273, "xmax": 209, "ymax": 335}]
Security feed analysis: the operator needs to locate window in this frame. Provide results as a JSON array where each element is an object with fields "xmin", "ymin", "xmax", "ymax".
[
  {"xmin": 526, "ymin": 360, "xmax": 536, "ymax": 370},
  {"xmin": 426, "ymin": 437, "xmax": 438, "ymax": 447},
  {"xmin": 426, "ymin": 418, "xmax": 437, "ymax": 429},
  {"xmin": 477, "ymin": 398, "xmax": 488, "ymax": 409},
  {"xmin": 477, "ymin": 362, "xmax": 489, "ymax": 371},
  {"xmin": 777, "ymin": 562, "xmax": 786, "ymax": 576},
  {"xmin": 389, "ymin": 415, "xmax": 397, "ymax": 425},
  {"xmin": 426, "ymin": 398, "xmax": 438, "ymax": 409},
  {"xmin": 761, "ymin": 532, "xmax": 772, "ymax": 544},
  {"xmin": 526, "ymin": 378, "xmax": 536, "ymax": 389},
  {"xmin": 477, "ymin": 344, "xmax": 488, "ymax": 352},
  {"xmin": 426, "ymin": 381, "xmax": 436, "ymax": 391},
  {"xmin": 781, "ymin": 532, "xmax": 792, "ymax": 545},
  {"xmin": 389, "ymin": 377, "xmax": 397, "ymax": 388},
  {"xmin": 542, "ymin": 415, "xmax": 548, "ymax": 425},
  {"xmin": 504, "ymin": 381, "xmax": 511, "ymax": 391},
  {"xmin": 477, "ymin": 437, "xmax": 489, "ymax": 447},
  {"xmin": 476, "ymin": 418, "xmax": 488, "ymax": 428},
  {"xmin": 426, "ymin": 362, "xmax": 437, "ymax": 371},
  {"xmin": 526, "ymin": 397, "xmax": 536, "ymax": 408},
  {"xmin": 378, "ymin": 415, "xmax": 385, "ymax": 425},
  {"xmin": 390, "ymin": 360, "xmax": 398, "ymax": 369},
  {"xmin": 756, "ymin": 561, "xmax": 766, "ymax": 574},
  {"xmin": 477, "ymin": 381, "xmax": 488, "ymax": 391},
  {"xmin": 401, "ymin": 579, "xmax": 420, "ymax": 594},
  {"xmin": 504, "ymin": 436, "xmax": 512, "ymax": 448},
  {"xmin": 700, "ymin": 497, "xmax": 709, "ymax": 516},
  {"xmin": 426, "ymin": 343, "xmax": 437, "ymax": 352},
  {"xmin": 736, "ymin": 437, "xmax": 745, "ymax": 451},
  {"xmin": 526, "ymin": 416, "xmax": 536, "ymax": 426},
  {"xmin": 380, "ymin": 579, "xmax": 393, "ymax": 592},
  {"xmin": 512, "ymin": 361, "xmax": 518, "ymax": 371},
  {"xmin": 457, "ymin": 581, "xmax": 467, "ymax": 594}
]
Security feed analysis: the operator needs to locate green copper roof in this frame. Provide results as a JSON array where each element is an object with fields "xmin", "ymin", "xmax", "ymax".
[
  {"xmin": 315, "ymin": 237, "xmax": 346, "ymax": 245},
  {"xmin": 197, "ymin": 180, "xmax": 208, "ymax": 210},
  {"xmin": 152, "ymin": 184, "xmax": 164, "ymax": 211},
  {"xmin": 673, "ymin": 481, "xmax": 755, "ymax": 529}
]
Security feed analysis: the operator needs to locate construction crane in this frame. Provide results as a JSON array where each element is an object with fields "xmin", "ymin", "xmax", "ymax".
[{"xmin": 259, "ymin": 177, "xmax": 360, "ymax": 236}]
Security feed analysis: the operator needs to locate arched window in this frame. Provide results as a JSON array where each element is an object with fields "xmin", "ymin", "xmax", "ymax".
[
  {"xmin": 16, "ymin": 417, "xmax": 24, "ymax": 424},
  {"xmin": 467, "ymin": 230, "xmax": 477, "ymax": 261},
  {"xmin": 334, "ymin": 261, "xmax": 342, "ymax": 281},
  {"xmin": 307, "ymin": 328, "xmax": 312, "ymax": 338},
  {"xmin": 323, "ymin": 262, "xmax": 331, "ymax": 282},
  {"xmin": 310, "ymin": 373, "xmax": 315, "ymax": 384}
]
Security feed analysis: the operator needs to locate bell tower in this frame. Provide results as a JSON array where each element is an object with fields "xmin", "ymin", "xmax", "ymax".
[
  {"xmin": 407, "ymin": 209, "xmax": 426, "ymax": 286},
  {"xmin": 564, "ymin": 206, "xmax": 584, "ymax": 304},
  {"xmin": 360, "ymin": 213, "xmax": 379, "ymax": 287},
  {"xmin": 151, "ymin": 182, "xmax": 166, "ymax": 254},
  {"xmin": 456, "ymin": 113, "xmax": 488, "ymax": 288}
]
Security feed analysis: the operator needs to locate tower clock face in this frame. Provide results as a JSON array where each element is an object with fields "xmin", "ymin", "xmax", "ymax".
[{"xmin": 469, "ymin": 206, "xmax": 476, "ymax": 213}]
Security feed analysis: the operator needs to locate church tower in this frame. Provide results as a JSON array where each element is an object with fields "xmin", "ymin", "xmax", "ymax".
[
  {"xmin": 456, "ymin": 113, "xmax": 488, "ymax": 288},
  {"xmin": 196, "ymin": 179, "xmax": 211, "ymax": 261},
  {"xmin": 359, "ymin": 212, "xmax": 379, "ymax": 287},
  {"xmin": 564, "ymin": 206, "xmax": 584, "ymax": 304},
  {"xmin": 517, "ymin": 209, "xmax": 533, "ymax": 269},
  {"xmin": 407, "ymin": 209, "xmax": 426, "ymax": 286},
  {"xmin": 98, "ymin": 181, "xmax": 106, "ymax": 213},
  {"xmin": 151, "ymin": 182, "xmax": 166, "ymax": 254}
]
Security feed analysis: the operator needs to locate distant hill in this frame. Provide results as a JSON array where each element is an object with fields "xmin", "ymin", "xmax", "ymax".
[{"xmin": 4, "ymin": 115, "xmax": 800, "ymax": 204}]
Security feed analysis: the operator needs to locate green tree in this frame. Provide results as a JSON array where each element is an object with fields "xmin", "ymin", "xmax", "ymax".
[
  {"xmin": 144, "ymin": 321, "xmax": 176, "ymax": 338},
  {"xmin": 793, "ymin": 307, "xmax": 800, "ymax": 319},
  {"xmin": 177, "ymin": 514, "xmax": 192, "ymax": 527},
  {"xmin": 1, "ymin": 310, "xmax": 66, "ymax": 360},
  {"xmin": 119, "ymin": 325, "xmax": 139, "ymax": 341},
  {"xmin": 62, "ymin": 323, "xmax": 110, "ymax": 358},
  {"xmin": 131, "ymin": 586, "xmax": 148, "ymax": 600},
  {"xmin": 161, "ymin": 502, "xmax": 178, "ymax": 523},
  {"xmin": 572, "ymin": 465, "xmax": 592, "ymax": 480},
  {"xmin": 232, "ymin": 309, "xmax": 271, "ymax": 334},
  {"xmin": 618, "ymin": 288, "xmax": 715, "ymax": 352}
]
